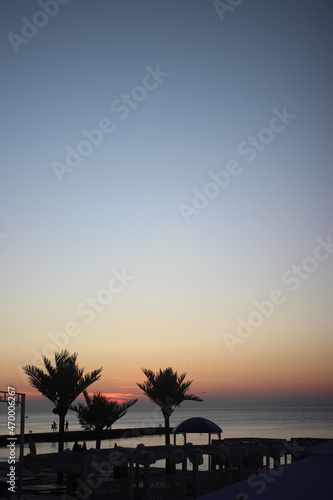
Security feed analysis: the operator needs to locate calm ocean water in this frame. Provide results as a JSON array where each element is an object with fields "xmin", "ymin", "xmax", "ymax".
[{"xmin": 1, "ymin": 406, "xmax": 332, "ymax": 461}]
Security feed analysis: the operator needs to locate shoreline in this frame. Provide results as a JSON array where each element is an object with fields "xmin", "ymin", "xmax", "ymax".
[
  {"xmin": 0, "ymin": 428, "xmax": 331, "ymax": 448},
  {"xmin": 0, "ymin": 426, "xmax": 168, "ymax": 447}
]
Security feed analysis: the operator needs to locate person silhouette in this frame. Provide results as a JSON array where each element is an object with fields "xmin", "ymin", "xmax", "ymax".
[{"xmin": 65, "ymin": 420, "xmax": 69, "ymax": 431}]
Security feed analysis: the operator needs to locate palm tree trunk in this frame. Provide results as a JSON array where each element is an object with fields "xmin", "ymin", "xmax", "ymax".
[
  {"xmin": 164, "ymin": 415, "xmax": 170, "ymax": 445},
  {"xmin": 58, "ymin": 414, "xmax": 65, "ymax": 453},
  {"xmin": 57, "ymin": 414, "xmax": 65, "ymax": 485},
  {"xmin": 164, "ymin": 415, "xmax": 171, "ymax": 474}
]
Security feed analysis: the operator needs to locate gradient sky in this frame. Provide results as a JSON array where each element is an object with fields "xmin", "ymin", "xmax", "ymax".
[{"xmin": 1, "ymin": 0, "xmax": 333, "ymax": 410}]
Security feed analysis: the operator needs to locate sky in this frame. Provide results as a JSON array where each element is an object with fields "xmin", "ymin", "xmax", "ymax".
[{"xmin": 1, "ymin": 0, "xmax": 333, "ymax": 411}]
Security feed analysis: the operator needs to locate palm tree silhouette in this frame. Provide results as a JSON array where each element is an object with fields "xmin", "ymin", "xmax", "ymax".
[
  {"xmin": 137, "ymin": 367, "xmax": 203, "ymax": 445},
  {"xmin": 72, "ymin": 391, "xmax": 137, "ymax": 449},
  {"xmin": 23, "ymin": 350, "xmax": 102, "ymax": 453}
]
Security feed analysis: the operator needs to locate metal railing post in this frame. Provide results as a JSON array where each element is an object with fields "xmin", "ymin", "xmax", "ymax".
[{"xmin": 18, "ymin": 393, "xmax": 25, "ymax": 499}]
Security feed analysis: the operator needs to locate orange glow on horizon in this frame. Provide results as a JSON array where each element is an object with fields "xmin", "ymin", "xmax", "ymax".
[
  {"xmin": 6, "ymin": 344, "xmax": 333, "ymax": 408},
  {"xmin": 92, "ymin": 392, "xmax": 139, "ymax": 403}
]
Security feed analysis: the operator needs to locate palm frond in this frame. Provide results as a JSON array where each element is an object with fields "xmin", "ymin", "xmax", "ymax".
[{"xmin": 137, "ymin": 367, "xmax": 203, "ymax": 414}]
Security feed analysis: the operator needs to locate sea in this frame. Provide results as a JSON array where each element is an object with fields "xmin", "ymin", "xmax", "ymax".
[{"xmin": 1, "ymin": 406, "xmax": 332, "ymax": 462}]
